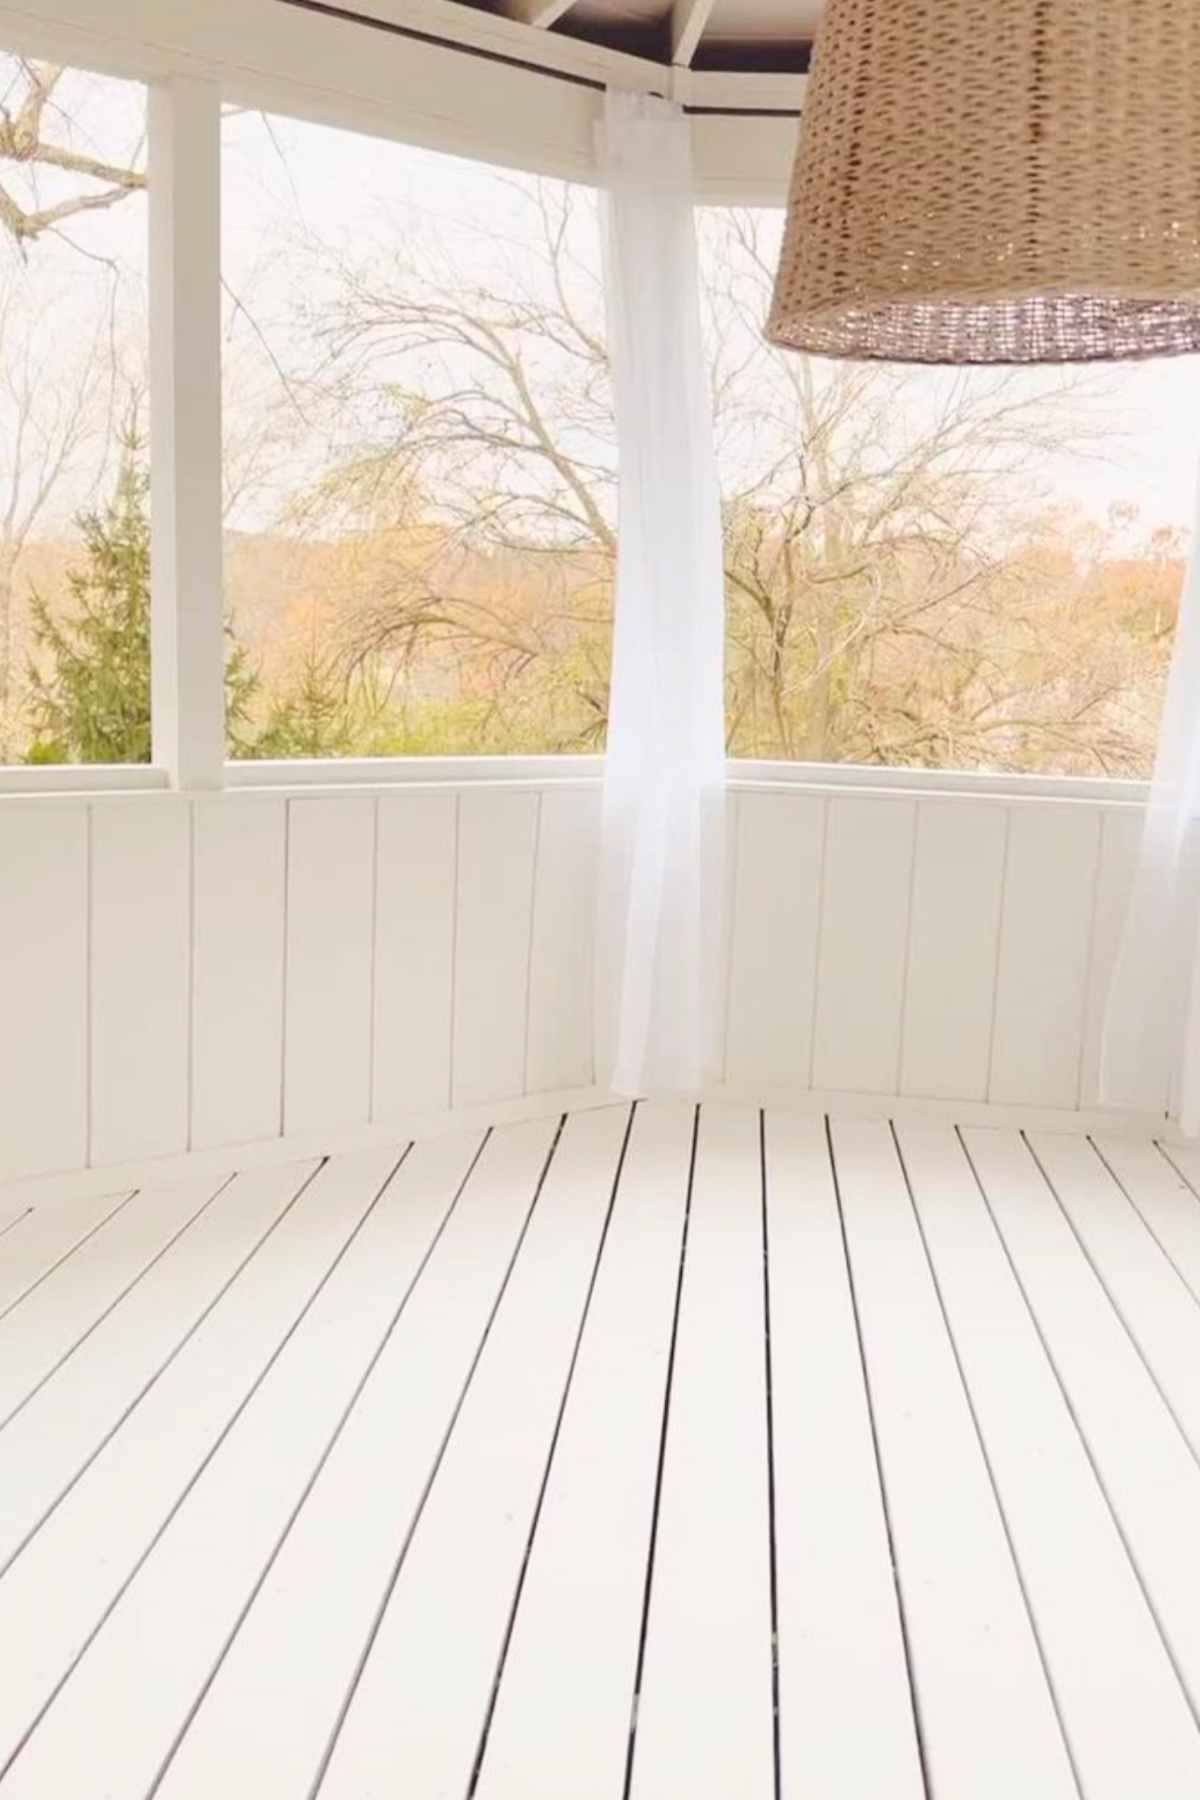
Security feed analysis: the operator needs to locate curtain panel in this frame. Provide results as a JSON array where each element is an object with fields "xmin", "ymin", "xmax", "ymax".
[
  {"xmin": 593, "ymin": 89, "xmax": 727, "ymax": 1096},
  {"xmin": 1103, "ymin": 471, "xmax": 1200, "ymax": 1129}
]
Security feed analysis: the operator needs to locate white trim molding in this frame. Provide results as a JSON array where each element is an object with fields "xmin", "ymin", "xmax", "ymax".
[
  {"xmin": 224, "ymin": 754, "xmax": 1150, "ymax": 810},
  {"xmin": 0, "ymin": 755, "xmax": 1149, "ymax": 805},
  {"xmin": 0, "ymin": 764, "xmax": 170, "ymax": 795},
  {"xmin": 0, "ymin": 0, "xmax": 800, "ymax": 194},
  {"xmin": 224, "ymin": 754, "xmax": 605, "ymax": 790},
  {"xmin": 149, "ymin": 75, "xmax": 226, "ymax": 790}
]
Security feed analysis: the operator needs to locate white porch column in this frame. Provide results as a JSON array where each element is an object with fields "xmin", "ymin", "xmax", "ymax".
[
  {"xmin": 594, "ymin": 88, "xmax": 727, "ymax": 1095},
  {"xmin": 149, "ymin": 76, "xmax": 225, "ymax": 789}
]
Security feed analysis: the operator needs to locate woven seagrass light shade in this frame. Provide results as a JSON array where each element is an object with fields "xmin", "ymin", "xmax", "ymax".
[{"xmin": 767, "ymin": 0, "xmax": 1200, "ymax": 364}]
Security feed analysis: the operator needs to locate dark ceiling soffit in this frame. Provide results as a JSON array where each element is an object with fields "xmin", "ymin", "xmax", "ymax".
[{"xmin": 277, "ymin": 0, "xmax": 807, "ymax": 110}]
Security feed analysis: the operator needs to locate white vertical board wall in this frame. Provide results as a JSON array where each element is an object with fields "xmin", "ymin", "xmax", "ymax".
[
  {"xmin": 283, "ymin": 796, "xmax": 377, "ymax": 1137},
  {"xmin": 811, "ymin": 796, "xmax": 917, "ymax": 1095},
  {"xmin": 0, "ymin": 803, "xmax": 89, "ymax": 1180},
  {"xmin": 191, "ymin": 795, "xmax": 287, "ymax": 1149},
  {"xmin": 525, "ymin": 785, "xmax": 600, "ymax": 1094},
  {"xmin": 1079, "ymin": 808, "xmax": 1146, "ymax": 1110},
  {"xmin": 900, "ymin": 799, "xmax": 1008, "ymax": 1102},
  {"xmin": 0, "ymin": 784, "xmax": 602, "ymax": 1179},
  {"xmin": 452, "ymin": 789, "xmax": 540, "ymax": 1108},
  {"xmin": 90, "ymin": 800, "xmax": 192, "ymax": 1166},
  {"xmin": 720, "ymin": 788, "xmax": 1146, "ymax": 1115},
  {"xmin": 724, "ymin": 791, "xmax": 826, "ymax": 1090},
  {"xmin": 0, "ymin": 782, "xmax": 1155, "ymax": 1183},
  {"xmin": 372, "ymin": 791, "xmax": 458, "ymax": 1121},
  {"xmin": 989, "ymin": 804, "xmax": 1102, "ymax": 1109}
]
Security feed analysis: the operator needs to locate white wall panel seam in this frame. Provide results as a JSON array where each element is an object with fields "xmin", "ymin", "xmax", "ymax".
[
  {"xmin": 520, "ymin": 790, "xmax": 545, "ymax": 1096},
  {"xmin": 805, "ymin": 795, "xmax": 831, "ymax": 1086},
  {"xmin": 185, "ymin": 796, "xmax": 196, "ymax": 1151},
  {"xmin": 717, "ymin": 791, "xmax": 743, "ymax": 1087},
  {"xmin": 984, "ymin": 806, "xmax": 1016, "ymax": 1106},
  {"xmin": 84, "ymin": 801, "xmax": 95, "ymax": 1168},
  {"xmin": 279, "ymin": 798, "xmax": 293, "ymax": 1139},
  {"xmin": 893, "ymin": 799, "xmax": 923, "ymax": 1095},
  {"xmin": 1073, "ymin": 812, "xmax": 1112, "ymax": 1112},
  {"xmin": 366, "ymin": 797, "xmax": 381, "ymax": 1122},
  {"xmin": 448, "ymin": 792, "xmax": 462, "ymax": 1108}
]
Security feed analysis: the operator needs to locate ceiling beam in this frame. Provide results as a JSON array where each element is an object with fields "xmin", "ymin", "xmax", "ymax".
[
  {"xmin": 675, "ymin": 68, "xmax": 804, "ymax": 110},
  {"xmin": 670, "ymin": 0, "xmax": 717, "ymax": 67},
  {"xmin": 501, "ymin": 0, "xmax": 579, "ymax": 28}
]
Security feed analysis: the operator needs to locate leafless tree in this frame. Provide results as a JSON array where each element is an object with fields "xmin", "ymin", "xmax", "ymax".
[
  {"xmin": 0, "ymin": 59, "xmax": 146, "ymax": 246},
  {"xmin": 273, "ymin": 182, "xmax": 1154, "ymax": 770}
]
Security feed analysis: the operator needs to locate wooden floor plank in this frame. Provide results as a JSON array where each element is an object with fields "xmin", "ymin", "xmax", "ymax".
[
  {"xmin": 900, "ymin": 1123, "xmax": 1200, "ymax": 1799},
  {"xmin": 157, "ymin": 1114, "xmax": 613, "ymax": 1800},
  {"xmin": 1031, "ymin": 1132, "xmax": 1200, "ymax": 1457},
  {"xmin": 7, "ymin": 1103, "xmax": 1200, "ymax": 1798},
  {"xmin": 628, "ymin": 1104, "xmax": 775, "ymax": 1800},
  {"xmin": 0, "ymin": 1174, "xmax": 227, "ymax": 1429},
  {"xmin": 474, "ymin": 1100, "xmax": 694, "ymax": 1800},
  {"xmin": 964, "ymin": 1127, "xmax": 1200, "ymax": 1719},
  {"xmin": 1162, "ymin": 1138, "xmax": 1200, "ymax": 1205},
  {"xmin": 831, "ymin": 1118, "xmax": 1075, "ymax": 1800},
  {"xmin": 317, "ymin": 1107, "xmax": 627, "ymax": 1800},
  {"xmin": 0, "ymin": 1197, "xmax": 33, "ymax": 1239},
  {"xmin": 1098, "ymin": 1138, "xmax": 1200, "ymax": 1306},
  {"xmin": 0, "ymin": 1129, "xmax": 503, "ymax": 1800},
  {"xmin": 0, "ymin": 1161, "xmax": 316, "ymax": 1575},
  {"xmin": 0, "ymin": 1144, "xmax": 407, "ymax": 1778},
  {"xmin": 0, "ymin": 1188, "xmax": 133, "ymax": 1322},
  {"xmin": 766, "ymin": 1112, "xmax": 925, "ymax": 1800}
]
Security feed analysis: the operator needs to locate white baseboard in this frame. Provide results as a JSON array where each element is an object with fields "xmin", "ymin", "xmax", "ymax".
[
  {"xmin": 705, "ymin": 1080, "xmax": 1171, "ymax": 1141},
  {"xmin": 2, "ymin": 1078, "xmax": 1177, "ymax": 1215},
  {"xmin": 0, "ymin": 1085, "xmax": 618, "ymax": 1211}
]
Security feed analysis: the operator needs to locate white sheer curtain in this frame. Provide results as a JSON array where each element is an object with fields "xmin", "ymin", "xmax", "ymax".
[
  {"xmin": 593, "ymin": 88, "xmax": 727, "ymax": 1096},
  {"xmin": 1102, "ymin": 474, "xmax": 1200, "ymax": 1129}
]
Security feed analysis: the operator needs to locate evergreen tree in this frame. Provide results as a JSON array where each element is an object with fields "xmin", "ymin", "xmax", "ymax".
[
  {"xmin": 245, "ymin": 644, "xmax": 359, "ymax": 759},
  {"xmin": 26, "ymin": 445, "xmax": 258, "ymax": 764}
]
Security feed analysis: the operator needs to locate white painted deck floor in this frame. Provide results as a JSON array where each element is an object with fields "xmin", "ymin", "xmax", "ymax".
[{"xmin": 2, "ymin": 1104, "xmax": 1200, "ymax": 1797}]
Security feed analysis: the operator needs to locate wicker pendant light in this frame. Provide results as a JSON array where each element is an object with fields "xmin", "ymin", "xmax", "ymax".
[{"xmin": 767, "ymin": 0, "xmax": 1200, "ymax": 364}]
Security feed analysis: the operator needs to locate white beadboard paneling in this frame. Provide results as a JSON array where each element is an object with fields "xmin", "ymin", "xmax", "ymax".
[
  {"xmin": 525, "ymin": 787, "xmax": 600, "ymax": 1094},
  {"xmin": 812, "ymin": 796, "xmax": 917, "ymax": 1095},
  {"xmin": 724, "ymin": 792, "xmax": 825, "ymax": 1091},
  {"xmin": 453, "ymin": 789, "xmax": 540, "ymax": 1108},
  {"xmin": 0, "ymin": 778, "xmax": 1150, "ymax": 1190},
  {"xmin": 372, "ymin": 791, "xmax": 458, "ymax": 1121},
  {"xmin": 284, "ymin": 796, "xmax": 376, "ymax": 1136},
  {"xmin": 191, "ymin": 795, "xmax": 286, "ymax": 1150},
  {"xmin": 1079, "ymin": 808, "xmax": 1145, "ymax": 1110},
  {"xmin": 0, "ymin": 803, "xmax": 89, "ymax": 1180},
  {"xmin": 90, "ymin": 799, "xmax": 191, "ymax": 1166},
  {"xmin": 989, "ymin": 804, "xmax": 1102, "ymax": 1109},
  {"xmin": 900, "ymin": 799, "xmax": 1008, "ymax": 1103}
]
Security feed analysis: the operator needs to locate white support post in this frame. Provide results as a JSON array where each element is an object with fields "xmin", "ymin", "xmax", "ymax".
[{"xmin": 149, "ymin": 76, "xmax": 225, "ymax": 790}]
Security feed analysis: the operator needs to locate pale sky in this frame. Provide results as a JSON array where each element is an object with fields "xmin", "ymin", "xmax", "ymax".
[
  {"xmin": 6, "ymin": 59, "xmax": 1200, "ymax": 544},
  {"xmin": 222, "ymin": 107, "xmax": 1200, "ymax": 549}
]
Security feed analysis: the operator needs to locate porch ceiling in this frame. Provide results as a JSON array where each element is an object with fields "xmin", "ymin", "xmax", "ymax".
[
  {"xmin": 488, "ymin": 0, "xmax": 824, "ymax": 73},
  {"xmin": 286, "ymin": 0, "xmax": 821, "ymax": 83}
]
